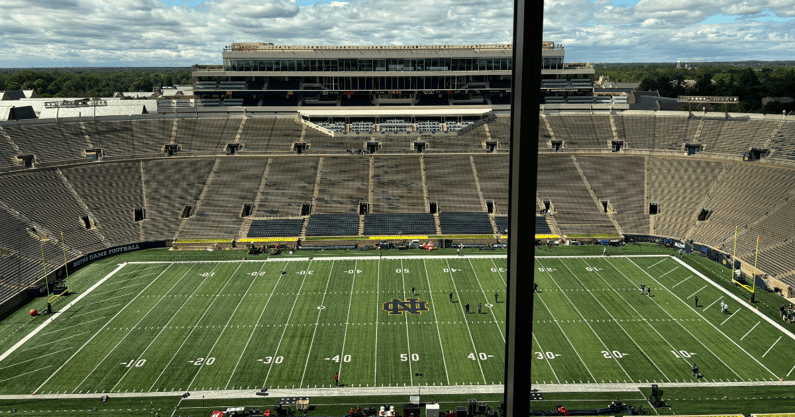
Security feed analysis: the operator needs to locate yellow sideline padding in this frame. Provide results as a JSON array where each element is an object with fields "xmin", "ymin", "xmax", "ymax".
[
  {"xmin": 174, "ymin": 239, "xmax": 230, "ymax": 243},
  {"xmin": 535, "ymin": 234, "xmax": 559, "ymax": 239},
  {"xmin": 369, "ymin": 235, "xmax": 429, "ymax": 240},
  {"xmin": 239, "ymin": 237, "xmax": 299, "ymax": 243}
]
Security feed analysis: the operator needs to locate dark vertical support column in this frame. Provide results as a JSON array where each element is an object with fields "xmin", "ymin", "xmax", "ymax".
[{"xmin": 505, "ymin": 0, "xmax": 542, "ymax": 416}]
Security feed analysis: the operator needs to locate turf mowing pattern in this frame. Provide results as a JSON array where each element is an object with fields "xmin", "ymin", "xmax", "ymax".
[
  {"xmin": 0, "ymin": 257, "xmax": 508, "ymax": 395},
  {"xmin": 532, "ymin": 255, "xmax": 795, "ymax": 385}
]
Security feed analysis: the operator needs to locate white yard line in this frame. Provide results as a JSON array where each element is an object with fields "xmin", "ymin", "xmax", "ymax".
[
  {"xmin": 40, "ymin": 317, "xmax": 106, "ymax": 337},
  {"xmin": 787, "ymin": 363, "xmax": 795, "ymax": 377},
  {"xmin": 671, "ymin": 256, "xmax": 795, "ymax": 344},
  {"xmin": 762, "ymin": 337, "xmax": 782, "ymax": 358},
  {"xmin": 647, "ymin": 259, "xmax": 667, "ymax": 269},
  {"xmin": 262, "ymin": 261, "xmax": 314, "ymax": 387},
  {"xmin": 536, "ymin": 255, "xmax": 668, "ymax": 259},
  {"xmin": 112, "ymin": 263, "xmax": 219, "ymax": 393},
  {"xmin": 467, "ymin": 259, "xmax": 505, "ymax": 342},
  {"xmin": 299, "ymin": 261, "xmax": 336, "ymax": 387},
  {"xmin": 658, "ymin": 267, "xmax": 679, "ymax": 278},
  {"xmin": 422, "ymin": 260, "xmax": 450, "ymax": 385},
  {"xmin": 0, "ymin": 348, "xmax": 72, "ymax": 372},
  {"xmin": 225, "ymin": 262, "xmax": 288, "ymax": 390},
  {"xmin": 488, "ymin": 259, "xmax": 507, "ymax": 287},
  {"xmin": 704, "ymin": 297, "xmax": 722, "ymax": 311},
  {"xmin": 628, "ymin": 257, "xmax": 778, "ymax": 380},
  {"xmin": 531, "ymin": 332, "xmax": 560, "ymax": 384},
  {"xmin": 671, "ymin": 275, "xmax": 692, "ymax": 289},
  {"xmin": 19, "ymin": 330, "xmax": 92, "ymax": 353},
  {"xmin": 148, "ymin": 262, "xmax": 244, "ymax": 391},
  {"xmin": 720, "ymin": 311, "xmax": 738, "ymax": 326},
  {"xmin": 687, "ymin": 285, "xmax": 708, "ymax": 301},
  {"xmin": 374, "ymin": 259, "xmax": 379, "ymax": 386},
  {"xmin": 444, "ymin": 259, "xmax": 487, "ymax": 384},
  {"xmin": 0, "ymin": 262, "xmax": 129, "ymax": 364},
  {"xmin": 337, "ymin": 260, "xmax": 357, "ymax": 383},
  {"xmin": 31, "ymin": 263, "xmax": 173, "ymax": 394},
  {"xmin": 537, "ymin": 258, "xmax": 635, "ymax": 382},
  {"xmin": 72, "ymin": 264, "xmax": 199, "ymax": 393},
  {"xmin": 532, "ymin": 262, "xmax": 597, "ymax": 383},
  {"xmin": 0, "ymin": 365, "xmax": 54, "ymax": 384},
  {"xmin": 740, "ymin": 322, "xmax": 761, "ymax": 341},
  {"xmin": 187, "ymin": 262, "xmax": 265, "ymax": 391},
  {"xmin": 399, "ymin": 260, "xmax": 414, "ymax": 386},
  {"xmin": 570, "ymin": 259, "xmax": 671, "ymax": 382}
]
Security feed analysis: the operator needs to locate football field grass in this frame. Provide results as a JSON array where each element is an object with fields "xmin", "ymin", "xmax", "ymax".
[
  {"xmin": 532, "ymin": 255, "xmax": 795, "ymax": 386},
  {"xmin": 0, "ymin": 256, "xmax": 507, "ymax": 395}
]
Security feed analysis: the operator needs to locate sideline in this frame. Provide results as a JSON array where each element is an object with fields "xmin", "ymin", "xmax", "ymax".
[
  {"xmin": 535, "ymin": 254, "xmax": 668, "ymax": 259},
  {"xmin": 671, "ymin": 256, "xmax": 795, "ymax": 343},
  {"xmin": 0, "ymin": 263, "xmax": 129, "ymax": 364},
  {"xmin": 126, "ymin": 254, "xmax": 508, "ymax": 264}
]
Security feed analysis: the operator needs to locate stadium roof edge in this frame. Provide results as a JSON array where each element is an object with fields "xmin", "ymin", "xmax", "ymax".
[{"xmin": 297, "ymin": 108, "xmax": 493, "ymax": 117}]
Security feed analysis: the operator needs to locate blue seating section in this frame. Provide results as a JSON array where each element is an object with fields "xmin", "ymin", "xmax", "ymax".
[
  {"xmin": 495, "ymin": 217, "xmax": 508, "ymax": 234},
  {"xmin": 535, "ymin": 216, "xmax": 552, "ymax": 234},
  {"xmin": 439, "ymin": 212, "xmax": 493, "ymax": 234},
  {"xmin": 363, "ymin": 213, "xmax": 436, "ymax": 235},
  {"xmin": 306, "ymin": 214, "xmax": 359, "ymax": 236},
  {"xmin": 247, "ymin": 219, "xmax": 304, "ymax": 237}
]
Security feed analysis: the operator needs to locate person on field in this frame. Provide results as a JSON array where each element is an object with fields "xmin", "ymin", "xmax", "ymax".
[
  {"xmin": 449, "ymin": 291, "xmax": 453, "ymax": 303},
  {"xmin": 335, "ymin": 373, "xmax": 339, "ymax": 386},
  {"xmin": 465, "ymin": 303, "xmax": 470, "ymax": 314},
  {"xmin": 692, "ymin": 363, "xmax": 699, "ymax": 378},
  {"xmin": 495, "ymin": 292, "xmax": 499, "ymax": 303},
  {"xmin": 478, "ymin": 303, "xmax": 482, "ymax": 314},
  {"xmin": 695, "ymin": 295, "xmax": 698, "ymax": 307}
]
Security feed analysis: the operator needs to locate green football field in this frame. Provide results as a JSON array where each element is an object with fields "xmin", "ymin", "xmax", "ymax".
[
  {"xmin": 1, "ymin": 251, "xmax": 794, "ymax": 403},
  {"xmin": 532, "ymin": 255, "xmax": 795, "ymax": 385},
  {"xmin": 0, "ymin": 256, "xmax": 507, "ymax": 395}
]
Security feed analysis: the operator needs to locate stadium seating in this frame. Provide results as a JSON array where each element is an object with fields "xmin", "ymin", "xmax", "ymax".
[
  {"xmin": 363, "ymin": 213, "xmax": 436, "ymax": 235},
  {"xmin": 424, "ymin": 156, "xmax": 482, "ymax": 213},
  {"xmin": 371, "ymin": 156, "xmax": 425, "ymax": 213},
  {"xmin": 247, "ymin": 218, "xmax": 304, "ymax": 237},
  {"xmin": 495, "ymin": 216, "xmax": 508, "ymax": 234},
  {"xmin": 313, "ymin": 156, "xmax": 369, "ymax": 214},
  {"xmin": 534, "ymin": 216, "xmax": 551, "ymax": 235},
  {"xmin": 472, "ymin": 155, "xmax": 509, "ymax": 216},
  {"xmin": 438, "ymin": 212, "xmax": 493, "ymax": 234},
  {"xmin": 305, "ymin": 213, "xmax": 359, "ymax": 236},
  {"xmin": 255, "ymin": 157, "xmax": 318, "ymax": 217}
]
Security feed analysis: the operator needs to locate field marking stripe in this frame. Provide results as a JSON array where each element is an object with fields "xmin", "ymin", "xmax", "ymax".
[
  {"xmin": 19, "ymin": 331, "xmax": 93, "ymax": 353},
  {"xmin": 225, "ymin": 261, "xmax": 289, "ymax": 389},
  {"xmin": 148, "ymin": 262, "xmax": 244, "ymax": 391},
  {"xmin": 445, "ymin": 258, "xmax": 487, "ymax": 384},
  {"xmin": 531, "ymin": 332, "xmax": 560, "ymax": 384},
  {"xmin": 31, "ymin": 263, "xmax": 173, "ymax": 394},
  {"xmin": 647, "ymin": 259, "xmax": 666, "ymax": 269},
  {"xmin": 468, "ymin": 259, "xmax": 505, "ymax": 343},
  {"xmin": 787, "ymin": 363, "xmax": 795, "ymax": 377},
  {"xmin": 72, "ymin": 263, "xmax": 200, "ymax": 393},
  {"xmin": 671, "ymin": 256, "xmax": 795, "ymax": 344},
  {"xmin": 187, "ymin": 262, "xmax": 265, "ymax": 391},
  {"xmin": 374, "ymin": 260, "xmax": 379, "ymax": 386},
  {"xmin": 112, "ymin": 263, "xmax": 219, "ymax": 392},
  {"xmin": 125, "ymin": 255, "xmax": 507, "ymax": 264},
  {"xmin": 762, "ymin": 336, "xmax": 782, "ymax": 358},
  {"xmin": 671, "ymin": 275, "xmax": 692, "ymax": 288},
  {"xmin": 720, "ymin": 310, "xmax": 738, "ymax": 326},
  {"xmin": 567, "ymin": 259, "xmax": 668, "ymax": 381},
  {"xmin": 538, "ymin": 258, "xmax": 635, "ymax": 382},
  {"xmin": 628, "ymin": 257, "xmax": 779, "ymax": 380},
  {"xmin": 337, "ymin": 260, "xmax": 357, "ymax": 382},
  {"xmin": 0, "ymin": 348, "xmax": 72, "ymax": 372},
  {"xmin": 581, "ymin": 258, "xmax": 676, "ymax": 382},
  {"xmin": 536, "ymin": 255, "xmax": 669, "ymax": 259},
  {"xmin": 262, "ymin": 260, "xmax": 314, "ymax": 387},
  {"xmin": 0, "ymin": 262, "xmax": 129, "ymax": 365},
  {"xmin": 740, "ymin": 322, "xmax": 760, "ymax": 341},
  {"xmin": 299, "ymin": 261, "xmax": 336, "ymax": 387},
  {"xmin": 422, "ymin": 259, "xmax": 451, "ymax": 385},
  {"xmin": 687, "ymin": 285, "xmax": 708, "ymax": 301},
  {"xmin": 40, "ymin": 317, "xmax": 106, "ymax": 337},
  {"xmin": 489, "ymin": 259, "xmax": 507, "ymax": 287},
  {"xmin": 0, "ymin": 365, "xmax": 54, "ymax": 384},
  {"xmin": 658, "ymin": 267, "xmax": 679, "ymax": 278},
  {"xmin": 400, "ymin": 259, "xmax": 414, "ymax": 385},
  {"xmin": 704, "ymin": 297, "xmax": 722, "ymax": 311},
  {"xmin": 532, "ymin": 260, "xmax": 597, "ymax": 382}
]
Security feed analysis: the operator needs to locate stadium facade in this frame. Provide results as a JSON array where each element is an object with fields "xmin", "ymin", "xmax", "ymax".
[{"xmin": 190, "ymin": 41, "xmax": 594, "ymax": 106}]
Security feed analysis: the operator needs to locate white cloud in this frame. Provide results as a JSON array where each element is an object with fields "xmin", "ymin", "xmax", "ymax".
[{"xmin": 0, "ymin": 0, "xmax": 793, "ymax": 66}]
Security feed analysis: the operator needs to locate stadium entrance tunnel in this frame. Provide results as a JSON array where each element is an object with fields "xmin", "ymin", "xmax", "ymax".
[
  {"xmin": 180, "ymin": 205, "xmax": 193, "ymax": 218},
  {"xmin": 551, "ymin": 141, "xmax": 563, "ymax": 151},
  {"xmin": 649, "ymin": 202, "xmax": 659, "ymax": 215},
  {"xmin": 226, "ymin": 143, "xmax": 241, "ymax": 155},
  {"xmin": 612, "ymin": 141, "xmax": 624, "ymax": 152},
  {"xmin": 293, "ymin": 142, "xmax": 307, "ymax": 154},
  {"xmin": 486, "ymin": 200, "xmax": 495, "ymax": 214},
  {"xmin": 429, "ymin": 201, "xmax": 438, "ymax": 214},
  {"xmin": 241, "ymin": 204, "xmax": 253, "ymax": 218},
  {"xmin": 697, "ymin": 208, "xmax": 712, "ymax": 221},
  {"xmin": 486, "ymin": 141, "xmax": 498, "ymax": 152},
  {"xmin": 359, "ymin": 201, "xmax": 369, "ymax": 215},
  {"xmin": 17, "ymin": 155, "xmax": 35, "ymax": 168},
  {"xmin": 164, "ymin": 144, "xmax": 179, "ymax": 156},
  {"xmin": 134, "ymin": 208, "xmax": 146, "ymax": 222},
  {"xmin": 301, "ymin": 203, "xmax": 312, "ymax": 216},
  {"xmin": 85, "ymin": 149, "xmax": 103, "ymax": 162},
  {"xmin": 746, "ymin": 148, "xmax": 769, "ymax": 161},
  {"xmin": 367, "ymin": 141, "xmax": 380, "ymax": 154},
  {"xmin": 413, "ymin": 141, "xmax": 427, "ymax": 153},
  {"xmin": 686, "ymin": 143, "xmax": 702, "ymax": 155}
]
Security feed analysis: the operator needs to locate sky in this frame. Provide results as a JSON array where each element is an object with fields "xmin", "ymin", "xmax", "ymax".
[{"xmin": 1, "ymin": 0, "xmax": 794, "ymax": 67}]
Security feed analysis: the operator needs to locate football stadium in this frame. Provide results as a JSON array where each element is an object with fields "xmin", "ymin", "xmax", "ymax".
[{"xmin": 1, "ymin": 39, "xmax": 795, "ymax": 417}]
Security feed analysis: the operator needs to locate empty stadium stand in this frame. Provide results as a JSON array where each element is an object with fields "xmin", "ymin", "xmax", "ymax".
[
  {"xmin": 305, "ymin": 214, "xmax": 359, "ymax": 237},
  {"xmin": 247, "ymin": 218, "xmax": 304, "ymax": 238},
  {"xmin": 438, "ymin": 212, "xmax": 493, "ymax": 234},
  {"xmin": 363, "ymin": 213, "xmax": 436, "ymax": 236}
]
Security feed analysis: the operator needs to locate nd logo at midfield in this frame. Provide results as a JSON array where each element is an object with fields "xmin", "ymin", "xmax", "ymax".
[{"xmin": 383, "ymin": 298, "xmax": 429, "ymax": 315}]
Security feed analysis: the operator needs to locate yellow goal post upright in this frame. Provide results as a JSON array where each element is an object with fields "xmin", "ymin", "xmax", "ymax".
[{"xmin": 730, "ymin": 226, "xmax": 759, "ymax": 301}]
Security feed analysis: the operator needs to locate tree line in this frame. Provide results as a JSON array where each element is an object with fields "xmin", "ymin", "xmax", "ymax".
[
  {"xmin": 0, "ymin": 69, "xmax": 192, "ymax": 98},
  {"xmin": 599, "ymin": 64, "xmax": 795, "ymax": 114}
]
